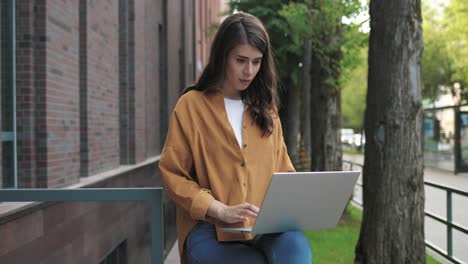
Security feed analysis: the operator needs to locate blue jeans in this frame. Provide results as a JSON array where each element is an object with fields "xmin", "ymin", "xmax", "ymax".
[{"xmin": 185, "ymin": 222, "xmax": 312, "ymax": 264}]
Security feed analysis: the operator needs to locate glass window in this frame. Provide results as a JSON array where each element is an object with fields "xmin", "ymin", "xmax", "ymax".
[
  {"xmin": 1, "ymin": 0, "xmax": 17, "ymax": 188},
  {"xmin": 423, "ymin": 108, "xmax": 456, "ymax": 171}
]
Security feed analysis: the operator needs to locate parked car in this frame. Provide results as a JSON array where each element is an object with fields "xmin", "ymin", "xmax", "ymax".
[
  {"xmin": 341, "ymin": 128, "xmax": 354, "ymax": 145},
  {"xmin": 353, "ymin": 133, "xmax": 366, "ymax": 149}
]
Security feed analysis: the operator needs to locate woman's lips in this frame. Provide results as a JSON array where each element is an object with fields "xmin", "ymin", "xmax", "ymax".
[{"xmin": 240, "ymin": 79, "xmax": 251, "ymax": 85}]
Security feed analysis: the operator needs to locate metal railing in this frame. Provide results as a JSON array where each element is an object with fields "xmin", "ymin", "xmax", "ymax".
[
  {"xmin": 0, "ymin": 188, "xmax": 164, "ymax": 264},
  {"xmin": 343, "ymin": 160, "xmax": 468, "ymax": 264},
  {"xmin": 343, "ymin": 160, "xmax": 364, "ymax": 207}
]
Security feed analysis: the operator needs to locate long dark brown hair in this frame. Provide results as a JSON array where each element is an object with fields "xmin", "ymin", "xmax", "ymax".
[{"xmin": 184, "ymin": 12, "xmax": 278, "ymax": 137}]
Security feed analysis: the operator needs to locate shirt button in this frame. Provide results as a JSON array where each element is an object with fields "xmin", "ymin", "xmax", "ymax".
[
  {"xmin": 243, "ymin": 182, "xmax": 247, "ymax": 186},
  {"xmin": 243, "ymin": 144, "xmax": 247, "ymax": 148},
  {"xmin": 240, "ymin": 162, "xmax": 245, "ymax": 167}
]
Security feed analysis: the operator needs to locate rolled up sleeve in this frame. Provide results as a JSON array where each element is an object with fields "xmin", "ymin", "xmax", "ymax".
[{"xmin": 190, "ymin": 189, "xmax": 215, "ymax": 220}]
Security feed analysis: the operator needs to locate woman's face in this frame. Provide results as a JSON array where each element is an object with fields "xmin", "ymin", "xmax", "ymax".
[{"xmin": 222, "ymin": 43, "xmax": 263, "ymax": 98}]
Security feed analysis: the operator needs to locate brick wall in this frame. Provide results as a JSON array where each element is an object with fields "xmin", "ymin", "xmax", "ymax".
[
  {"xmin": 79, "ymin": 0, "xmax": 88, "ymax": 177},
  {"xmin": 45, "ymin": 0, "xmax": 80, "ymax": 187},
  {"xmin": 134, "ymin": 0, "xmax": 147, "ymax": 163},
  {"xmin": 184, "ymin": 0, "xmax": 195, "ymax": 86},
  {"xmin": 121, "ymin": 0, "xmax": 165, "ymax": 163},
  {"xmin": 0, "ymin": 0, "xmax": 3, "ymax": 189},
  {"xmin": 167, "ymin": 0, "xmax": 182, "ymax": 113},
  {"xmin": 12, "ymin": 0, "xmax": 180, "ymax": 187},
  {"xmin": 34, "ymin": 1, "xmax": 48, "ymax": 187},
  {"xmin": 85, "ymin": 0, "xmax": 120, "ymax": 176},
  {"xmin": 158, "ymin": 0, "xmax": 169, "ymax": 151},
  {"xmin": 0, "ymin": 0, "xmax": 19, "ymax": 188},
  {"xmin": 15, "ymin": 0, "xmax": 32, "ymax": 187},
  {"xmin": 144, "ymin": 0, "xmax": 163, "ymax": 157},
  {"xmin": 195, "ymin": 0, "xmax": 209, "ymax": 79},
  {"xmin": 194, "ymin": 0, "xmax": 229, "ymax": 80},
  {"xmin": 118, "ymin": 0, "xmax": 132, "ymax": 165},
  {"xmin": 15, "ymin": 0, "xmax": 48, "ymax": 188}
]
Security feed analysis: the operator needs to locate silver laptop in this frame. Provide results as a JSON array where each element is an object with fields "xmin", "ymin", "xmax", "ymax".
[{"xmin": 220, "ymin": 171, "xmax": 360, "ymax": 234}]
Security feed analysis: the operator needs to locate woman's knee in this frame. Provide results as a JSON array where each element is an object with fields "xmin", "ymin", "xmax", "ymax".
[
  {"xmin": 187, "ymin": 242, "xmax": 266, "ymax": 264},
  {"xmin": 186, "ymin": 223, "xmax": 267, "ymax": 264},
  {"xmin": 275, "ymin": 231, "xmax": 312, "ymax": 261}
]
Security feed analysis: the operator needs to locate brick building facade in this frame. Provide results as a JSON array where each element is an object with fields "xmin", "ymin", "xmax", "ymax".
[{"xmin": 0, "ymin": 0, "xmax": 228, "ymax": 262}]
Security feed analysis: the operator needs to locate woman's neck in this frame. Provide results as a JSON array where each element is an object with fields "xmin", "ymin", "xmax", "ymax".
[{"xmin": 220, "ymin": 85, "xmax": 241, "ymax": 100}]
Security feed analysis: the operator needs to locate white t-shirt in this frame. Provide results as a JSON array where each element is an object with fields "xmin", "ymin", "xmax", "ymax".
[{"xmin": 224, "ymin": 98, "xmax": 244, "ymax": 147}]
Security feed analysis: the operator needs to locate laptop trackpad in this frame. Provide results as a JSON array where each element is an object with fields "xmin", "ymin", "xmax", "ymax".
[{"xmin": 219, "ymin": 227, "xmax": 253, "ymax": 233}]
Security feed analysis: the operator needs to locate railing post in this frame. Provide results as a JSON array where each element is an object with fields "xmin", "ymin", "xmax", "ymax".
[
  {"xmin": 447, "ymin": 191, "xmax": 453, "ymax": 257},
  {"xmin": 151, "ymin": 190, "xmax": 164, "ymax": 264}
]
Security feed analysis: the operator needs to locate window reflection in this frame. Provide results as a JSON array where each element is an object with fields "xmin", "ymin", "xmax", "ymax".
[{"xmin": 423, "ymin": 108, "xmax": 455, "ymax": 171}]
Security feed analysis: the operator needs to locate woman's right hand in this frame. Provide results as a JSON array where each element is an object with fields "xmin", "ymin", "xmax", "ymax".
[{"xmin": 207, "ymin": 200, "xmax": 259, "ymax": 224}]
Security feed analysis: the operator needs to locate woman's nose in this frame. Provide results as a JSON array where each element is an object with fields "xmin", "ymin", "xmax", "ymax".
[{"xmin": 244, "ymin": 62, "xmax": 253, "ymax": 75}]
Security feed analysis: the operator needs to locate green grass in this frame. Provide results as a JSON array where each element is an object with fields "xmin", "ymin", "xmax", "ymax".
[
  {"xmin": 342, "ymin": 148, "xmax": 363, "ymax": 155},
  {"xmin": 304, "ymin": 205, "xmax": 441, "ymax": 264}
]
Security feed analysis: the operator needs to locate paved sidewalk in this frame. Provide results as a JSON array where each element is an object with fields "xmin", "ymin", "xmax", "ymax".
[
  {"xmin": 424, "ymin": 167, "xmax": 468, "ymax": 191},
  {"xmin": 165, "ymin": 242, "xmax": 180, "ymax": 264}
]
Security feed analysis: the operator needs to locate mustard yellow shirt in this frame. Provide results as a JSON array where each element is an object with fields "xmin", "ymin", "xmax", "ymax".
[{"xmin": 159, "ymin": 89, "xmax": 295, "ymax": 261}]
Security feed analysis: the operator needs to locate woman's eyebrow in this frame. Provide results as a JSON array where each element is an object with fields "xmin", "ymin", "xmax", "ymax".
[{"xmin": 236, "ymin": 55, "xmax": 263, "ymax": 60}]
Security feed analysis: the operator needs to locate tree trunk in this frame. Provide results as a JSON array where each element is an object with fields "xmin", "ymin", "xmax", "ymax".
[
  {"xmin": 355, "ymin": 0, "xmax": 425, "ymax": 263},
  {"xmin": 300, "ymin": 39, "xmax": 312, "ymax": 170},
  {"xmin": 280, "ymin": 77, "xmax": 300, "ymax": 161},
  {"xmin": 310, "ymin": 45, "xmax": 342, "ymax": 171}
]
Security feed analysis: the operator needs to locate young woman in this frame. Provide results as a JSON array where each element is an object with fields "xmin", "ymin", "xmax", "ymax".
[{"xmin": 159, "ymin": 12, "xmax": 312, "ymax": 264}]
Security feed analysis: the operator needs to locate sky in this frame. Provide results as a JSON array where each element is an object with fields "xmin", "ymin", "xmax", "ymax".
[
  {"xmin": 427, "ymin": 0, "xmax": 448, "ymax": 12},
  {"xmin": 341, "ymin": 0, "xmax": 370, "ymax": 33}
]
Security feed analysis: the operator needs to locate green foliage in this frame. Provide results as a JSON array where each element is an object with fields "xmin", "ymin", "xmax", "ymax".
[
  {"xmin": 340, "ymin": 25, "xmax": 368, "ymax": 81},
  {"xmin": 421, "ymin": 1, "xmax": 454, "ymax": 100},
  {"xmin": 279, "ymin": 0, "xmax": 364, "ymax": 88},
  {"xmin": 339, "ymin": 4, "xmax": 369, "ymax": 131},
  {"xmin": 444, "ymin": 0, "xmax": 468, "ymax": 87},
  {"xmin": 421, "ymin": 0, "xmax": 468, "ymax": 101},
  {"xmin": 277, "ymin": 3, "xmax": 313, "ymax": 55},
  {"xmin": 341, "ymin": 47, "xmax": 367, "ymax": 130},
  {"xmin": 232, "ymin": 0, "xmax": 364, "ymax": 90},
  {"xmin": 339, "ymin": 15, "xmax": 368, "ymax": 130},
  {"xmin": 231, "ymin": 0, "xmax": 302, "ymax": 87}
]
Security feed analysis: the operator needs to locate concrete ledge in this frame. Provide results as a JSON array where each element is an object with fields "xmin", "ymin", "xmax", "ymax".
[{"xmin": 0, "ymin": 156, "xmax": 160, "ymax": 221}]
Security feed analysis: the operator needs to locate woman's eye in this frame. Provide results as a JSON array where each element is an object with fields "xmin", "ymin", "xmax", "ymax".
[
  {"xmin": 237, "ymin": 59, "xmax": 245, "ymax": 63},
  {"xmin": 253, "ymin": 60, "xmax": 261, "ymax": 65}
]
